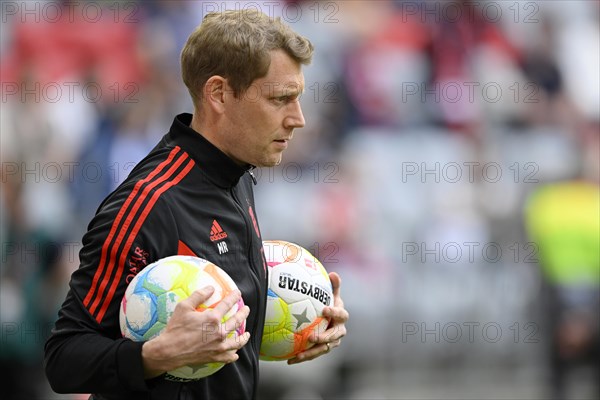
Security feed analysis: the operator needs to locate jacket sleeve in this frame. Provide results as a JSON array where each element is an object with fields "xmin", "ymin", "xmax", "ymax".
[{"xmin": 44, "ymin": 190, "xmax": 178, "ymax": 394}]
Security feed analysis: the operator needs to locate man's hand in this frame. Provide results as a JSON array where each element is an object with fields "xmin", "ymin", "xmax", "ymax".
[
  {"xmin": 141, "ymin": 286, "xmax": 251, "ymax": 378},
  {"xmin": 287, "ymin": 272, "xmax": 349, "ymax": 365}
]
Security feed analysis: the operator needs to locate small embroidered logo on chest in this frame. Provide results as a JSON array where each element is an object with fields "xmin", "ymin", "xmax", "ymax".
[{"xmin": 210, "ymin": 219, "xmax": 229, "ymax": 254}]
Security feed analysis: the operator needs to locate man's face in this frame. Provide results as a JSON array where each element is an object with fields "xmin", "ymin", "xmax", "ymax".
[{"xmin": 221, "ymin": 50, "xmax": 306, "ymax": 167}]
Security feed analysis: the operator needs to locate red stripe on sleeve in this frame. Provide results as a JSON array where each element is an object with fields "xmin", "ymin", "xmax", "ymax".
[
  {"xmin": 95, "ymin": 159, "xmax": 196, "ymax": 323},
  {"xmin": 88, "ymin": 152, "xmax": 189, "ymax": 316},
  {"xmin": 83, "ymin": 147, "xmax": 181, "ymax": 309}
]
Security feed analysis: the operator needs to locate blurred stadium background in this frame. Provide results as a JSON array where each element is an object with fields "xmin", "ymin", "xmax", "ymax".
[{"xmin": 1, "ymin": 1, "xmax": 598, "ymax": 399}]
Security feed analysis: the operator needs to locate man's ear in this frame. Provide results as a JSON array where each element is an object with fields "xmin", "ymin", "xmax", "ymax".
[{"xmin": 203, "ymin": 76, "xmax": 228, "ymax": 114}]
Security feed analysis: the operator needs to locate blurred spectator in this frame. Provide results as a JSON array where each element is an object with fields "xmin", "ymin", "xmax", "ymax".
[
  {"xmin": 425, "ymin": 0, "xmax": 521, "ymax": 133},
  {"xmin": 344, "ymin": 8, "xmax": 430, "ymax": 128},
  {"xmin": 2, "ymin": 1, "xmax": 146, "ymax": 95},
  {"xmin": 525, "ymin": 178, "xmax": 600, "ymax": 399},
  {"xmin": 0, "ymin": 165, "xmax": 64, "ymax": 399}
]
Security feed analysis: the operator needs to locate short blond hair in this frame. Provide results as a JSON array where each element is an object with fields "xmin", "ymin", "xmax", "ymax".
[{"xmin": 181, "ymin": 9, "xmax": 314, "ymax": 105}]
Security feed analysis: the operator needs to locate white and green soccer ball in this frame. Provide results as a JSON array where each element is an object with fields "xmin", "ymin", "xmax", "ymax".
[
  {"xmin": 260, "ymin": 240, "xmax": 333, "ymax": 361},
  {"xmin": 119, "ymin": 255, "xmax": 245, "ymax": 381}
]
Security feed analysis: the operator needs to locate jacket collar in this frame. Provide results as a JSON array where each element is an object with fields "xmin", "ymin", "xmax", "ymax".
[{"xmin": 167, "ymin": 113, "xmax": 248, "ymax": 188}]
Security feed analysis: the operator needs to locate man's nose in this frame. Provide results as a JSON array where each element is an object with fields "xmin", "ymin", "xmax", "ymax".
[{"xmin": 284, "ymin": 101, "xmax": 305, "ymax": 129}]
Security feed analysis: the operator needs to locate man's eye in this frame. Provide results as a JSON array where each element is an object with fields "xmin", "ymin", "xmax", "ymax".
[{"xmin": 273, "ymin": 95, "xmax": 297, "ymax": 104}]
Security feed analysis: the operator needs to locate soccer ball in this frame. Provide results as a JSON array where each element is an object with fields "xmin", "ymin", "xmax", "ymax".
[
  {"xmin": 260, "ymin": 240, "xmax": 334, "ymax": 361},
  {"xmin": 119, "ymin": 255, "xmax": 245, "ymax": 381}
]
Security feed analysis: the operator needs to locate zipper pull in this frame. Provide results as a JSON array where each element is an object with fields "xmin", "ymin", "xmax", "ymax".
[{"xmin": 248, "ymin": 169, "xmax": 257, "ymax": 185}]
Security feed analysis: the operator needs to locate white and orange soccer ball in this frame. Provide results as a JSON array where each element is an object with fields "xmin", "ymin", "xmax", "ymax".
[
  {"xmin": 119, "ymin": 255, "xmax": 245, "ymax": 381},
  {"xmin": 260, "ymin": 240, "xmax": 334, "ymax": 361}
]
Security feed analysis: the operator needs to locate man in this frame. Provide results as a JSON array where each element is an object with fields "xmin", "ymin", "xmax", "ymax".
[{"xmin": 45, "ymin": 10, "xmax": 348, "ymax": 400}]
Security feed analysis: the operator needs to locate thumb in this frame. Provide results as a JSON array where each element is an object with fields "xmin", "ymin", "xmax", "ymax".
[
  {"xmin": 329, "ymin": 272, "xmax": 341, "ymax": 296},
  {"xmin": 184, "ymin": 286, "xmax": 215, "ymax": 309}
]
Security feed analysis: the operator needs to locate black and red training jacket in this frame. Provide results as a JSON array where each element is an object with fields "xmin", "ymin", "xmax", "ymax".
[{"xmin": 45, "ymin": 113, "xmax": 268, "ymax": 400}]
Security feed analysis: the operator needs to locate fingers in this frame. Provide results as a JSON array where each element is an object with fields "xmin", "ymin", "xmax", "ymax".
[
  {"xmin": 287, "ymin": 338, "xmax": 342, "ymax": 365},
  {"xmin": 310, "ymin": 322, "xmax": 346, "ymax": 345},
  {"xmin": 328, "ymin": 272, "xmax": 346, "ymax": 310},
  {"xmin": 208, "ymin": 330, "xmax": 251, "ymax": 364},
  {"xmin": 289, "ymin": 314, "xmax": 346, "ymax": 366},
  {"xmin": 200, "ymin": 291, "xmax": 248, "ymax": 342},
  {"xmin": 155, "ymin": 287, "xmax": 250, "ymax": 370},
  {"xmin": 181, "ymin": 286, "xmax": 215, "ymax": 309},
  {"xmin": 211, "ymin": 289, "xmax": 243, "ymax": 318},
  {"xmin": 293, "ymin": 294, "xmax": 347, "ymax": 365},
  {"xmin": 183, "ymin": 287, "xmax": 243, "ymax": 319},
  {"xmin": 294, "ymin": 274, "xmax": 348, "ymax": 365},
  {"xmin": 322, "ymin": 304, "xmax": 349, "ymax": 325},
  {"xmin": 177, "ymin": 288, "xmax": 248, "ymax": 344},
  {"xmin": 223, "ymin": 305, "xmax": 250, "ymax": 336},
  {"xmin": 313, "ymin": 304, "xmax": 348, "ymax": 345},
  {"xmin": 329, "ymin": 272, "xmax": 342, "ymax": 298},
  {"xmin": 221, "ymin": 331, "xmax": 251, "ymax": 353}
]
